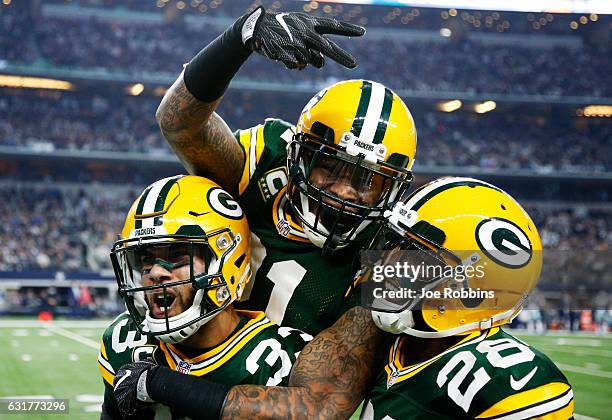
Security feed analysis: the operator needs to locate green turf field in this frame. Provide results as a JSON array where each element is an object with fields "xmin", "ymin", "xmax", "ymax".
[{"xmin": 0, "ymin": 319, "xmax": 609, "ymax": 419}]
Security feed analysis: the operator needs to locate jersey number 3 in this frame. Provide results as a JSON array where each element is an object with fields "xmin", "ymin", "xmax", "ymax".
[{"xmin": 246, "ymin": 338, "xmax": 292, "ymax": 386}]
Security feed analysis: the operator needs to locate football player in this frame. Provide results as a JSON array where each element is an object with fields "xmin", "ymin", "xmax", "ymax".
[
  {"xmin": 361, "ymin": 177, "xmax": 574, "ymax": 419},
  {"xmin": 114, "ymin": 178, "xmax": 574, "ymax": 420},
  {"xmin": 156, "ymin": 6, "xmax": 418, "ymax": 334},
  {"xmin": 99, "ymin": 175, "xmax": 311, "ymax": 419}
]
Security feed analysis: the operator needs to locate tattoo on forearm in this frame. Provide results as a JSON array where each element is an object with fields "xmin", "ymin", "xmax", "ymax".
[
  {"xmin": 156, "ymin": 75, "xmax": 244, "ymax": 192},
  {"xmin": 223, "ymin": 386, "xmax": 310, "ymax": 420},
  {"xmin": 156, "ymin": 76, "xmax": 215, "ymax": 133},
  {"xmin": 221, "ymin": 307, "xmax": 390, "ymax": 420}
]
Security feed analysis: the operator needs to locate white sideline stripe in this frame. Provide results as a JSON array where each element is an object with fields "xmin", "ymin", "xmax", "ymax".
[
  {"xmin": 75, "ymin": 395, "xmax": 104, "ymax": 403},
  {"xmin": 535, "ymin": 345, "xmax": 612, "ymax": 358},
  {"xmin": 44, "ymin": 325, "xmax": 99, "ymax": 350},
  {"xmin": 84, "ymin": 404, "xmax": 103, "ymax": 413},
  {"xmin": 555, "ymin": 363, "xmax": 612, "ymax": 379},
  {"xmin": 554, "ymin": 338, "xmax": 602, "ymax": 347},
  {"xmin": 575, "ymin": 414, "xmax": 600, "ymax": 420},
  {"xmin": 514, "ymin": 331, "xmax": 612, "ymax": 339}
]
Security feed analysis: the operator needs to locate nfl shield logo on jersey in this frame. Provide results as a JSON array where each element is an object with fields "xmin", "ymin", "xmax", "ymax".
[
  {"xmin": 276, "ymin": 218, "xmax": 291, "ymax": 237},
  {"xmin": 387, "ymin": 371, "xmax": 399, "ymax": 389},
  {"xmin": 176, "ymin": 360, "xmax": 192, "ymax": 375}
]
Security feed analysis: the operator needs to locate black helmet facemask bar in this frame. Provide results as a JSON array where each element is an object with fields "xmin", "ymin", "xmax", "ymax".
[
  {"xmin": 360, "ymin": 222, "xmax": 463, "ymax": 314},
  {"xmin": 109, "ymin": 230, "xmax": 237, "ymax": 337}
]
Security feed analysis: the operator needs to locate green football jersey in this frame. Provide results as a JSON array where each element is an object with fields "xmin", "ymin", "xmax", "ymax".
[
  {"xmin": 98, "ymin": 311, "xmax": 311, "ymax": 419},
  {"xmin": 361, "ymin": 327, "xmax": 574, "ymax": 420},
  {"xmin": 232, "ymin": 118, "xmax": 366, "ymax": 335}
]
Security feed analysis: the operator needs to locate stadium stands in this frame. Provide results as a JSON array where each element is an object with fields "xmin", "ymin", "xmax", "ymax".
[
  {"xmin": 42, "ymin": 0, "xmax": 606, "ymax": 35},
  {"xmin": 1, "ymin": 17, "xmax": 605, "ymax": 96},
  {"xmin": 2, "ymin": 91, "xmax": 610, "ymax": 172},
  {"xmin": 0, "ymin": 0, "xmax": 609, "ymax": 326},
  {"xmin": 2, "ymin": 3, "xmax": 611, "ymax": 96},
  {"xmin": 0, "ymin": 184, "xmax": 138, "ymax": 273},
  {"xmin": 0, "ymin": 183, "xmax": 608, "ymax": 273}
]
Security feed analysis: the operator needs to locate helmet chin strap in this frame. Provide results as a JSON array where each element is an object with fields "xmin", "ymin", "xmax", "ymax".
[
  {"xmin": 145, "ymin": 289, "xmax": 210, "ymax": 343},
  {"xmin": 322, "ymin": 232, "xmax": 342, "ymax": 255},
  {"xmin": 299, "ymin": 192, "xmax": 335, "ymax": 249}
]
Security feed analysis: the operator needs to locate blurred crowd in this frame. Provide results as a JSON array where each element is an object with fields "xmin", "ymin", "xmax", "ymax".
[
  {"xmin": 0, "ymin": 92, "xmax": 163, "ymax": 154},
  {"xmin": 2, "ymin": 6, "xmax": 610, "ymax": 97},
  {"xmin": 418, "ymin": 113, "xmax": 611, "ymax": 173},
  {"xmin": 0, "ymin": 184, "xmax": 609, "ymax": 273},
  {"xmin": 0, "ymin": 184, "xmax": 139, "ymax": 273},
  {"xmin": 533, "ymin": 207, "xmax": 611, "ymax": 250},
  {"xmin": 0, "ymin": 183, "xmax": 609, "ymax": 323},
  {"xmin": 1, "ymin": 91, "xmax": 610, "ymax": 172},
  {"xmin": 1, "ymin": 1, "xmax": 610, "ymax": 324},
  {"xmin": 42, "ymin": 0, "xmax": 607, "ymax": 35}
]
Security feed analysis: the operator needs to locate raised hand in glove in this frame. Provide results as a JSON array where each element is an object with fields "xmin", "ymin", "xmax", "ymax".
[
  {"xmin": 240, "ymin": 6, "xmax": 365, "ymax": 70},
  {"xmin": 113, "ymin": 360, "xmax": 158, "ymax": 418}
]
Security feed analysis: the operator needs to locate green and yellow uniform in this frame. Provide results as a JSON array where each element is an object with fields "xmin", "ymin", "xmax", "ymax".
[
  {"xmin": 362, "ymin": 327, "xmax": 573, "ymax": 420},
  {"xmin": 233, "ymin": 118, "xmax": 365, "ymax": 335},
  {"xmin": 98, "ymin": 311, "xmax": 311, "ymax": 418}
]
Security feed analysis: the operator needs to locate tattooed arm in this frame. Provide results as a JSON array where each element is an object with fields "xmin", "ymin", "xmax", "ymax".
[
  {"xmin": 155, "ymin": 73, "xmax": 245, "ymax": 193},
  {"xmin": 221, "ymin": 306, "xmax": 389, "ymax": 420}
]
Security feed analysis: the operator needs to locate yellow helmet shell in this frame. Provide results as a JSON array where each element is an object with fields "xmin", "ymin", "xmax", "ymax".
[
  {"xmin": 406, "ymin": 177, "xmax": 542, "ymax": 335},
  {"xmin": 120, "ymin": 175, "xmax": 251, "ymax": 311},
  {"xmin": 296, "ymin": 79, "xmax": 417, "ymax": 170}
]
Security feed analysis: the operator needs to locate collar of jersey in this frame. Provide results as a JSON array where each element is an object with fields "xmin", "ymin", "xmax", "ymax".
[
  {"xmin": 159, "ymin": 310, "xmax": 274, "ymax": 372},
  {"xmin": 272, "ymin": 187, "xmax": 310, "ymax": 243},
  {"xmin": 385, "ymin": 327, "xmax": 501, "ymax": 385}
]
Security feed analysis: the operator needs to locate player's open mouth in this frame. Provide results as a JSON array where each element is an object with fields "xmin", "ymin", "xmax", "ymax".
[{"xmin": 150, "ymin": 290, "xmax": 178, "ymax": 318}]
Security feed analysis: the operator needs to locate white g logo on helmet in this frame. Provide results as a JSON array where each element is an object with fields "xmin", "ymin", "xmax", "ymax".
[
  {"xmin": 475, "ymin": 218, "xmax": 532, "ymax": 268},
  {"xmin": 207, "ymin": 188, "xmax": 243, "ymax": 219}
]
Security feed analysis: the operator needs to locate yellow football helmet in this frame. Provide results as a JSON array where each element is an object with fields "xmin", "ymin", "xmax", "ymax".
[
  {"xmin": 365, "ymin": 177, "xmax": 542, "ymax": 338},
  {"xmin": 110, "ymin": 175, "xmax": 251, "ymax": 343},
  {"xmin": 287, "ymin": 79, "xmax": 417, "ymax": 252}
]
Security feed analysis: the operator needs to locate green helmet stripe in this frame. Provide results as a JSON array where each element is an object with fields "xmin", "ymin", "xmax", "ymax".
[
  {"xmin": 153, "ymin": 175, "xmax": 184, "ymax": 226},
  {"xmin": 351, "ymin": 80, "xmax": 372, "ymax": 138},
  {"xmin": 134, "ymin": 175, "xmax": 184, "ymax": 229},
  {"xmin": 372, "ymin": 87, "xmax": 394, "ymax": 145}
]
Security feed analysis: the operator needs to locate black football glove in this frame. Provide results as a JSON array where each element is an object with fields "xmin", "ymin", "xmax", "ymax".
[
  {"xmin": 240, "ymin": 6, "xmax": 365, "ymax": 70},
  {"xmin": 113, "ymin": 360, "xmax": 158, "ymax": 418}
]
